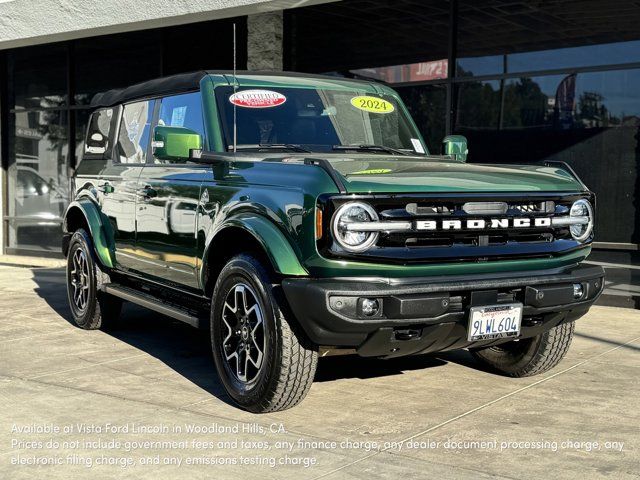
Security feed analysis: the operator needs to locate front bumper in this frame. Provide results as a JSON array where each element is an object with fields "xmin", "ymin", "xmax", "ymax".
[{"xmin": 281, "ymin": 264, "xmax": 605, "ymax": 358}]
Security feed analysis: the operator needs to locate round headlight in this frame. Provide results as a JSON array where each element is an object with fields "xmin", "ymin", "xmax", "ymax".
[
  {"xmin": 331, "ymin": 202, "xmax": 379, "ymax": 252},
  {"xmin": 569, "ymin": 199, "xmax": 594, "ymax": 242}
]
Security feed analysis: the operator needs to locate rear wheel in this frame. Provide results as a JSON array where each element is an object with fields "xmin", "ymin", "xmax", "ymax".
[
  {"xmin": 66, "ymin": 229, "xmax": 122, "ymax": 330},
  {"xmin": 470, "ymin": 321, "xmax": 575, "ymax": 377},
  {"xmin": 211, "ymin": 254, "xmax": 317, "ymax": 412}
]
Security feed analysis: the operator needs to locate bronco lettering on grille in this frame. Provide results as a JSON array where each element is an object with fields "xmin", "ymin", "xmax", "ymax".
[{"xmin": 414, "ymin": 218, "xmax": 552, "ymax": 231}]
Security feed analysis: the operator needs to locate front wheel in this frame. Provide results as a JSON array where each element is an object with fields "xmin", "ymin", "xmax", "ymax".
[
  {"xmin": 210, "ymin": 254, "xmax": 318, "ymax": 413},
  {"xmin": 470, "ymin": 321, "xmax": 575, "ymax": 377},
  {"xmin": 66, "ymin": 229, "xmax": 122, "ymax": 330}
]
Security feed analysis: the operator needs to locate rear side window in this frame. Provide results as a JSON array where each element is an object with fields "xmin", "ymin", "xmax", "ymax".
[
  {"xmin": 84, "ymin": 108, "xmax": 115, "ymax": 159},
  {"xmin": 117, "ymin": 100, "xmax": 154, "ymax": 164}
]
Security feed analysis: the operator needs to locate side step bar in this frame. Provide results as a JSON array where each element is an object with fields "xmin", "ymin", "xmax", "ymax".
[{"xmin": 103, "ymin": 284, "xmax": 201, "ymax": 328}]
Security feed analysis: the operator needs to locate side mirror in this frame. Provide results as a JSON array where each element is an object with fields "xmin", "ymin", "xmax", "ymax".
[
  {"xmin": 152, "ymin": 126, "xmax": 202, "ymax": 162},
  {"xmin": 85, "ymin": 132, "xmax": 107, "ymax": 155},
  {"xmin": 442, "ymin": 135, "xmax": 468, "ymax": 162}
]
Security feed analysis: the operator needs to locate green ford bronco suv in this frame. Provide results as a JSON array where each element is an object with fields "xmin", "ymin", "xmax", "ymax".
[{"xmin": 63, "ymin": 71, "xmax": 604, "ymax": 412}]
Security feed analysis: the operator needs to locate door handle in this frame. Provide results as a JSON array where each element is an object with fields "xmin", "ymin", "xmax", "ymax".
[
  {"xmin": 138, "ymin": 185, "xmax": 157, "ymax": 201},
  {"xmin": 98, "ymin": 182, "xmax": 114, "ymax": 194}
]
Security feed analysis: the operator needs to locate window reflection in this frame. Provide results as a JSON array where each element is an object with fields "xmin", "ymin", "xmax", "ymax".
[
  {"xmin": 397, "ymin": 84, "xmax": 447, "ymax": 153},
  {"xmin": 455, "ymin": 80, "xmax": 501, "ymax": 129},
  {"xmin": 74, "ymin": 33, "xmax": 161, "ymax": 106},
  {"xmin": 458, "ymin": 39, "xmax": 640, "ymax": 78},
  {"xmin": 456, "ymin": 56, "xmax": 504, "ymax": 77},
  {"xmin": 457, "ymin": 0, "xmax": 640, "ymax": 77},
  {"xmin": 351, "ymin": 59, "xmax": 448, "ymax": 84},
  {"xmin": 11, "ymin": 44, "xmax": 68, "ymax": 109},
  {"xmin": 7, "ymin": 110, "xmax": 69, "ymax": 252},
  {"xmin": 117, "ymin": 101, "xmax": 154, "ymax": 164}
]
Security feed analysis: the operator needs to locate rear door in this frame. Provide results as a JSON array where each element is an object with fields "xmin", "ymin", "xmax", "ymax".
[
  {"xmin": 99, "ymin": 99, "xmax": 154, "ymax": 273},
  {"xmin": 135, "ymin": 91, "xmax": 208, "ymax": 290}
]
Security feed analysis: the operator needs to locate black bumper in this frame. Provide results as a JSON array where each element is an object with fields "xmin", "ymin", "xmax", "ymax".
[{"xmin": 281, "ymin": 264, "xmax": 605, "ymax": 358}]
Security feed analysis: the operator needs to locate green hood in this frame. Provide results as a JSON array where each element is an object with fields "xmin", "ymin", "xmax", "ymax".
[{"xmin": 324, "ymin": 156, "xmax": 585, "ymax": 193}]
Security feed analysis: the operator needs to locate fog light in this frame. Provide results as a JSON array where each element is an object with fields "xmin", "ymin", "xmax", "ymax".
[
  {"xmin": 361, "ymin": 298, "xmax": 380, "ymax": 316},
  {"xmin": 573, "ymin": 283, "xmax": 584, "ymax": 300}
]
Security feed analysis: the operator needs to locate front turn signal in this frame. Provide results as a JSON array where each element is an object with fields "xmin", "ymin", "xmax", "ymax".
[{"xmin": 315, "ymin": 208, "xmax": 323, "ymax": 240}]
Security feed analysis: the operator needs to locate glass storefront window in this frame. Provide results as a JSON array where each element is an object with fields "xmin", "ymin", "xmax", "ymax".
[
  {"xmin": 397, "ymin": 83, "xmax": 447, "ymax": 153},
  {"xmin": 74, "ymin": 32, "xmax": 161, "ymax": 106},
  {"xmin": 454, "ymin": 69, "xmax": 640, "ymax": 244},
  {"xmin": 457, "ymin": 40, "xmax": 640, "ymax": 78},
  {"xmin": 508, "ymin": 40, "xmax": 640, "ymax": 74},
  {"xmin": 7, "ymin": 110, "xmax": 69, "ymax": 253},
  {"xmin": 456, "ymin": 56, "xmax": 504, "ymax": 77},
  {"xmin": 4, "ymin": 18, "xmax": 248, "ymax": 254},
  {"xmin": 351, "ymin": 59, "xmax": 448, "ymax": 84},
  {"xmin": 11, "ymin": 44, "xmax": 68, "ymax": 109},
  {"xmin": 454, "ymin": 80, "xmax": 502, "ymax": 130},
  {"xmin": 457, "ymin": 1, "xmax": 640, "ymax": 78},
  {"xmin": 286, "ymin": 0, "xmax": 449, "ymax": 73},
  {"xmin": 74, "ymin": 109, "xmax": 92, "ymax": 165}
]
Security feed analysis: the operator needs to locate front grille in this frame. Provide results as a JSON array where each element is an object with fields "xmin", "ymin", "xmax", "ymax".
[
  {"xmin": 398, "ymin": 231, "xmax": 555, "ymax": 248},
  {"xmin": 318, "ymin": 192, "xmax": 592, "ymax": 264}
]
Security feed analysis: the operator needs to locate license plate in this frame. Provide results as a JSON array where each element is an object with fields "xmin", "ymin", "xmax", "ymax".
[{"xmin": 467, "ymin": 303, "xmax": 522, "ymax": 341}]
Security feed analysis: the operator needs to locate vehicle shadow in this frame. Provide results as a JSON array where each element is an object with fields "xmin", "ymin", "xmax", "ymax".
[
  {"xmin": 315, "ymin": 354, "xmax": 448, "ymax": 382},
  {"xmin": 30, "ymin": 267, "xmax": 232, "ymax": 405},
  {"xmin": 30, "ymin": 267, "xmax": 477, "ymax": 397}
]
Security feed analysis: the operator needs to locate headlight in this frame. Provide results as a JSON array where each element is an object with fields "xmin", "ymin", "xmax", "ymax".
[
  {"xmin": 569, "ymin": 199, "xmax": 594, "ymax": 242},
  {"xmin": 331, "ymin": 202, "xmax": 379, "ymax": 252}
]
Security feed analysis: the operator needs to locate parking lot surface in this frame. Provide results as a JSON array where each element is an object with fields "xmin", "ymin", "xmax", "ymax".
[{"xmin": 0, "ymin": 265, "xmax": 638, "ymax": 479}]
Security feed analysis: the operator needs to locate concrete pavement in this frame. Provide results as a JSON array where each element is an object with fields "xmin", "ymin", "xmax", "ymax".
[{"xmin": 0, "ymin": 265, "xmax": 638, "ymax": 479}]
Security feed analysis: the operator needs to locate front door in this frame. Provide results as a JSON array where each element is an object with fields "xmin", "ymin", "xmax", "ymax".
[{"xmin": 134, "ymin": 92, "xmax": 207, "ymax": 290}]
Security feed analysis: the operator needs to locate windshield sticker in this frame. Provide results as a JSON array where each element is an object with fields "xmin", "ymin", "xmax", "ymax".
[
  {"xmin": 350, "ymin": 96, "xmax": 395, "ymax": 114},
  {"xmin": 410, "ymin": 138, "xmax": 425, "ymax": 154},
  {"xmin": 229, "ymin": 90, "xmax": 286, "ymax": 108}
]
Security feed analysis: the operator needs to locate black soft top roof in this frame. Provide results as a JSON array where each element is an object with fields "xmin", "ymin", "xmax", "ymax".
[
  {"xmin": 90, "ymin": 71, "xmax": 207, "ymax": 108},
  {"xmin": 89, "ymin": 70, "xmax": 375, "ymax": 108}
]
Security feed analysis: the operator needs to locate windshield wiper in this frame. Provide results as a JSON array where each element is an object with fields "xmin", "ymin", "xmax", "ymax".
[
  {"xmin": 332, "ymin": 144, "xmax": 410, "ymax": 156},
  {"xmin": 234, "ymin": 143, "xmax": 311, "ymax": 153}
]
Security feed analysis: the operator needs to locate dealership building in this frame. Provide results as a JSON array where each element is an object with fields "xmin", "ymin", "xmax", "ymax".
[{"xmin": 1, "ymin": 1, "xmax": 639, "ymax": 273}]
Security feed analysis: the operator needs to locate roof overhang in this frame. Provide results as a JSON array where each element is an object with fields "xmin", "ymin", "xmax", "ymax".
[{"xmin": 0, "ymin": 0, "xmax": 338, "ymax": 50}]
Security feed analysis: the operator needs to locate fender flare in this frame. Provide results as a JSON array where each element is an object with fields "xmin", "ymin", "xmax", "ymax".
[
  {"xmin": 63, "ymin": 199, "xmax": 115, "ymax": 269},
  {"xmin": 202, "ymin": 214, "xmax": 307, "ymax": 285}
]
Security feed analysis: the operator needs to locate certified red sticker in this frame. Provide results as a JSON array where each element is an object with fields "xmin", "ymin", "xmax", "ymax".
[{"xmin": 229, "ymin": 89, "xmax": 286, "ymax": 108}]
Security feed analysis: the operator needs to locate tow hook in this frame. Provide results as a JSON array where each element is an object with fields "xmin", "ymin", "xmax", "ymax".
[{"xmin": 394, "ymin": 329, "xmax": 421, "ymax": 341}]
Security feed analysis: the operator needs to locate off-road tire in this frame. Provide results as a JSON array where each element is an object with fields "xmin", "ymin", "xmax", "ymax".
[
  {"xmin": 66, "ymin": 228, "xmax": 122, "ymax": 330},
  {"xmin": 470, "ymin": 321, "xmax": 574, "ymax": 377},
  {"xmin": 211, "ymin": 254, "xmax": 318, "ymax": 413}
]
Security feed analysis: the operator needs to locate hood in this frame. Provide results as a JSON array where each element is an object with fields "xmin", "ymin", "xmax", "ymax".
[{"xmin": 322, "ymin": 156, "xmax": 585, "ymax": 194}]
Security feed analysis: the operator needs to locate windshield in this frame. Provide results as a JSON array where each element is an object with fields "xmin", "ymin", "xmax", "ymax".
[{"xmin": 214, "ymin": 86, "xmax": 427, "ymax": 154}]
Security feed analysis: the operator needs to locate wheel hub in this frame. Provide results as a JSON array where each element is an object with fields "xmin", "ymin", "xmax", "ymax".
[
  {"xmin": 70, "ymin": 248, "xmax": 90, "ymax": 312},
  {"xmin": 221, "ymin": 283, "xmax": 265, "ymax": 384}
]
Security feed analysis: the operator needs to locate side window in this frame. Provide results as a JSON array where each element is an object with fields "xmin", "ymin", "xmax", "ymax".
[
  {"xmin": 154, "ymin": 92, "xmax": 205, "ymax": 164},
  {"xmin": 84, "ymin": 108, "xmax": 115, "ymax": 159},
  {"xmin": 117, "ymin": 100, "xmax": 154, "ymax": 164}
]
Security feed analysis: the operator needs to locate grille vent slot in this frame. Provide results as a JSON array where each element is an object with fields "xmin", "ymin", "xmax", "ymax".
[
  {"xmin": 509, "ymin": 201, "xmax": 555, "ymax": 214},
  {"xmin": 462, "ymin": 202, "xmax": 508, "ymax": 215},
  {"xmin": 406, "ymin": 203, "xmax": 450, "ymax": 215}
]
